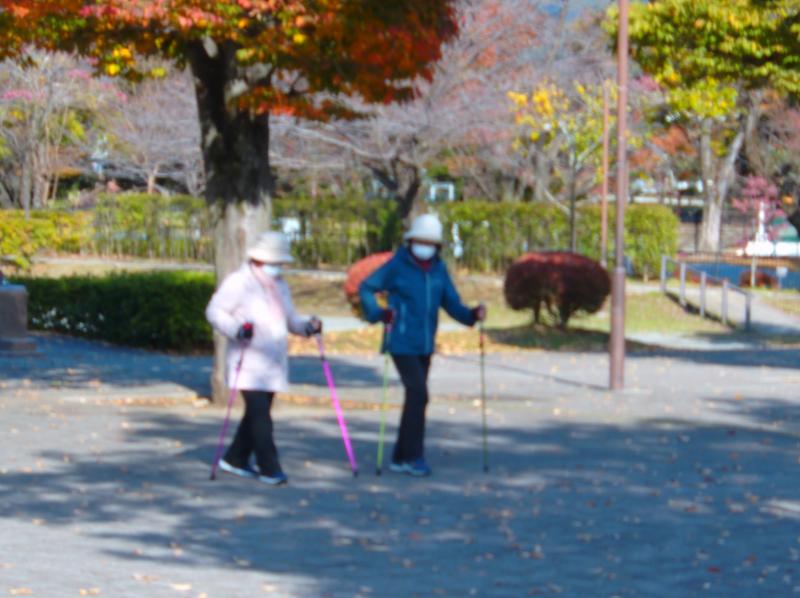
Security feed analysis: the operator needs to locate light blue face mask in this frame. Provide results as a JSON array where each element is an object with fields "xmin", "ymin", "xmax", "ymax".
[
  {"xmin": 410, "ymin": 243, "xmax": 437, "ymax": 261},
  {"xmin": 261, "ymin": 264, "xmax": 283, "ymax": 278}
]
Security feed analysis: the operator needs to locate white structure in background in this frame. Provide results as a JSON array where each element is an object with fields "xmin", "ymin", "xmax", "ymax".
[
  {"xmin": 740, "ymin": 201, "xmax": 800, "ymax": 257},
  {"xmin": 428, "ymin": 181, "xmax": 456, "ymax": 203},
  {"xmin": 450, "ymin": 223, "xmax": 463, "ymax": 258},
  {"xmin": 743, "ymin": 239, "xmax": 800, "ymax": 257},
  {"xmin": 279, "ymin": 217, "xmax": 302, "ymax": 242}
]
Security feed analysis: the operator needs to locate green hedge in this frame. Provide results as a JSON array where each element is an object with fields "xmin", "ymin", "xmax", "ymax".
[
  {"xmin": 2, "ymin": 195, "xmax": 679, "ymax": 277},
  {"xmin": 14, "ymin": 271, "xmax": 215, "ymax": 351},
  {"xmin": 1, "ymin": 193, "xmax": 213, "ymax": 270},
  {"xmin": 437, "ymin": 202, "xmax": 570, "ymax": 271},
  {"xmin": 93, "ymin": 193, "xmax": 213, "ymax": 261},
  {"xmin": 0, "ymin": 210, "xmax": 91, "ymax": 268},
  {"xmin": 436, "ymin": 201, "xmax": 678, "ymax": 275},
  {"xmin": 577, "ymin": 204, "xmax": 679, "ymax": 279},
  {"xmin": 273, "ymin": 195, "xmax": 402, "ymax": 266}
]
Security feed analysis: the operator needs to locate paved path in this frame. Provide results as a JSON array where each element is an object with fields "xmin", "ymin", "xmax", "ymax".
[
  {"xmin": 665, "ymin": 282, "xmax": 800, "ymax": 336},
  {"xmin": 2, "ymin": 334, "xmax": 800, "ymax": 595}
]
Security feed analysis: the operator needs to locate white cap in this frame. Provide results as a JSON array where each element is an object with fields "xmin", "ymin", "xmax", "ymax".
[
  {"xmin": 246, "ymin": 231, "xmax": 294, "ymax": 264},
  {"xmin": 404, "ymin": 214, "xmax": 443, "ymax": 244}
]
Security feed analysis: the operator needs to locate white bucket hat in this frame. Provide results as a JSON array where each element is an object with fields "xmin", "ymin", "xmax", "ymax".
[
  {"xmin": 246, "ymin": 231, "xmax": 294, "ymax": 264},
  {"xmin": 404, "ymin": 214, "xmax": 443, "ymax": 244}
]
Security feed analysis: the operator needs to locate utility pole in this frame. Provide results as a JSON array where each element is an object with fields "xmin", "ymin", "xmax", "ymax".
[{"xmin": 609, "ymin": 0, "xmax": 629, "ymax": 390}]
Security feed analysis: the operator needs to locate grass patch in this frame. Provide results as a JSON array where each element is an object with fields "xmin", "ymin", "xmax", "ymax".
[
  {"xmin": 577, "ymin": 292, "xmax": 731, "ymax": 335},
  {"xmin": 283, "ymin": 273, "xmax": 351, "ymax": 316}
]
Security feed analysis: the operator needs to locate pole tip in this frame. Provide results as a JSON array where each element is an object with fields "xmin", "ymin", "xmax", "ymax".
[{"xmin": 209, "ymin": 473, "xmax": 216, "ymax": 481}]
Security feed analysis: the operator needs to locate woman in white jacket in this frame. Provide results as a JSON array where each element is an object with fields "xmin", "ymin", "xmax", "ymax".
[{"xmin": 206, "ymin": 232, "xmax": 321, "ymax": 485}]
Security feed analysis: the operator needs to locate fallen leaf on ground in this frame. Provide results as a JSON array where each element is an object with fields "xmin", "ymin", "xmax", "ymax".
[{"xmin": 169, "ymin": 583, "xmax": 192, "ymax": 592}]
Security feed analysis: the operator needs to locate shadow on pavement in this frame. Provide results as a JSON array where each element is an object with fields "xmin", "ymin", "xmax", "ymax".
[
  {"xmin": 0, "ymin": 398, "xmax": 798, "ymax": 595},
  {"xmin": 632, "ymin": 342, "xmax": 800, "ymax": 370},
  {"xmin": 0, "ymin": 333, "xmax": 383, "ymax": 398}
]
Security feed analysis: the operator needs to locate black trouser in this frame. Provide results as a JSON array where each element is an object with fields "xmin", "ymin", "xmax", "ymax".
[
  {"xmin": 224, "ymin": 390, "xmax": 282, "ymax": 476},
  {"xmin": 391, "ymin": 354, "xmax": 433, "ymax": 463}
]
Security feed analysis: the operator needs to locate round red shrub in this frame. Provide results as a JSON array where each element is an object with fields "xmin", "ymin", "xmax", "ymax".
[
  {"xmin": 343, "ymin": 251, "xmax": 393, "ymax": 318},
  {"xmin": 504, "ymin": 252, "xmax": 610, "ymax": 327},
  {"xmin": 738, "ymin": 270, "xmax": 777, "ymax": 289}
]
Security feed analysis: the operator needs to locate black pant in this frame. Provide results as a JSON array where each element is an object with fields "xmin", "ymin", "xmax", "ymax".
[
  {"xmin": 225, "ymin": 390, "xmax": 282, "ymax": 476},
  {"xmin": 391, "ymin": 354, "xmax": 432, "ymax": 463}
]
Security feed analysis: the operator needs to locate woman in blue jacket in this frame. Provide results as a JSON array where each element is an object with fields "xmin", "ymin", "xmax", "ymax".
[{"xmin": 359, "ymin": 214, "xmax": 486, "ymax": 476}]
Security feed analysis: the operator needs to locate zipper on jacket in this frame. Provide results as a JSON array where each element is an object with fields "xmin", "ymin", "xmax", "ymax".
[{"xmin": 425, "ymin": 271, "xmax": 431, "ymax": 354}]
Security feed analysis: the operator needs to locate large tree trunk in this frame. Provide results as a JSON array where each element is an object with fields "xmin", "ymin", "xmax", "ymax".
[
  {"xmin": 698, "ymin": 117, "xmax": 719, "ymax": 252},
  {"xmin": 190, "ymin": 41, "xmax": 274, "ymax": 403},
  {"xmin": 533, "ymin": 146, "xmax": 551, "ymax": 203},
  {"xmin": 699, "ymin": 98, "xmax": 761, "ymax": 253}
]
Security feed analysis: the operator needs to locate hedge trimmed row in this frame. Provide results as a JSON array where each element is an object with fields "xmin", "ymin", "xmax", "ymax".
[
  {"xmin": 273, "ymin": 195, "xmax": 402, "ymax": 266},
  {"xmin": 0, "ymin": 210, "xmax": 91, "ymax": 268},
  {"xmin": 0, "ymin": 193, "xmax": 213, "ymax": 267},
  {"xmin": 2, "ymin": 194, "xmax": 679, "ymax": 277},
  {"xmin": 278, "ymin": 198, "xmax": 679, "ymax": 276},
  {"xmin": 14, "ymin": 272, "xmax": 215, "ymax": 351}
]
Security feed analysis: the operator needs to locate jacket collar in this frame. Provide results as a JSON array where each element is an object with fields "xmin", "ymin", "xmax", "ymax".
[{"xmin": 398, "ymin": 244, "xmax": 440, "ymax": 270}]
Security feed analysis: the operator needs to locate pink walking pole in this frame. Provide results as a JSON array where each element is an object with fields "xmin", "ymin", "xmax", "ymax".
[
  {"xmin": 209, "ymin": 347, "xmax": 246, "ymax": 481},
  {"xmin": 315, "ymin": 334, "xmax": 359, "ymax": 477}
]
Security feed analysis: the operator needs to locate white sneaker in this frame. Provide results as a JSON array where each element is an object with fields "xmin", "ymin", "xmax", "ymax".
[
  {"xmin": 258, "ymin": 471, "xmax": 288, "ymax": 486},
  {"xmin": 389, "ymin": 461, "xmax": 409, "ymax": 473},
  {"xmin": 218, "ymin": 459, "xmax": 258, "ymax": 479}
]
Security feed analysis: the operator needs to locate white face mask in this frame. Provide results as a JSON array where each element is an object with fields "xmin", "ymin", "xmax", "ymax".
[
  {"xmin": 261, "ymin": 264, "xmax": 283, "ymax": 278},
  {"xmin": 410, "ymin": 243, "xmax": 437, "ymax": 261}
]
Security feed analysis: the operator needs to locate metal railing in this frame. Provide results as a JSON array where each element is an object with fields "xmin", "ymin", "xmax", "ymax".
[{"xmin": 660, "ymin": 255, "xmax": 752, "ymax": 330}]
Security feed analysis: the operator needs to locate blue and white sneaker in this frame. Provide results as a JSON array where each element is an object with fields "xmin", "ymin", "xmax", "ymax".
[
  {"xmin": 257, "ymin": 471, "xmax": 288, "ymax": 486},
  {"xmin": 390, "ymin": 458, "xmax": 432, "ymax": 477},
  {"xmin": 218, "ymin": 459, "xmax": 258, "ymax": 479},
  {"xmin": 389, "ymin": 460, "xmax": 407, "ymax": 474}
]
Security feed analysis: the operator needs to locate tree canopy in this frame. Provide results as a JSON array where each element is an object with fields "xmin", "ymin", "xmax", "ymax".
[
  {"xmin": 615, "ymin": 0, "xmax": 800, "ymax": 96},
  {"xmin": 0, "ymin": 1, "xmax": 458, "ymax": 120}
]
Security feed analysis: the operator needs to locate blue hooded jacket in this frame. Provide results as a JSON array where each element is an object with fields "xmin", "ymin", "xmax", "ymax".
[{"xmin": 358, "ymin": 246, "xmax": 476, "ymax": 355}]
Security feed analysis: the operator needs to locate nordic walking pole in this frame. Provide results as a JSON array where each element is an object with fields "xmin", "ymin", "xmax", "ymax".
[
  {"xmin": 210, "ymin": 346, "xmax": 246, "ymax": 481},
  {"xmin": 479, "ymin": 317, "xmax": 489, "ymax": 473},
  {"xmin": 315, "ymin": 334, "xmax": 359, "ymax": 477},
  {"xmin": 376, "ymin": 323, "xmax": 392, "ymax": 476}
]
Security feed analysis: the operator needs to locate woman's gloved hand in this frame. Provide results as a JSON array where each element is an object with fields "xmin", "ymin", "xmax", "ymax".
[
  {"xmin": 471, "ymin": 304, "xmax": 487, "ymax": 323},
  {"xmin": 305, "ymin": 316, "xmax": 322, "ymax": 337},
  {"xmin": 236, "ymin": 322, "xmax": 254, "ymax": 341}
]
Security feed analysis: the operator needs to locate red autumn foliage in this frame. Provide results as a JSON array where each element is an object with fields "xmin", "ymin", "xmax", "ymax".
[
  {"xmin": 343, "ymin": 251, "xmax": 393, "ymax": 317},
  {"xmin": 504, "ymin": 252, "xmax": 610, "ymax": 328},
  {"xmin": 738, "ymin": 270, "xmax": 777, "ymax": 289}
]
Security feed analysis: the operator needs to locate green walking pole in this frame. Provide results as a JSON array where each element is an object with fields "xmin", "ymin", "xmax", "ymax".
[
  {"xmin": 376, "ymin": 323, "xmax": 392, "ymax": 476},
  {"xmin": 479, "ymin": 319, "xmax": 489, "ymax": 473}
]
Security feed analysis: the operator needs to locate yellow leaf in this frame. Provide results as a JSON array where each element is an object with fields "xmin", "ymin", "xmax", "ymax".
[{"xmin": 105, "ymin": 64, "xmax": 120, "ymax": 76}]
